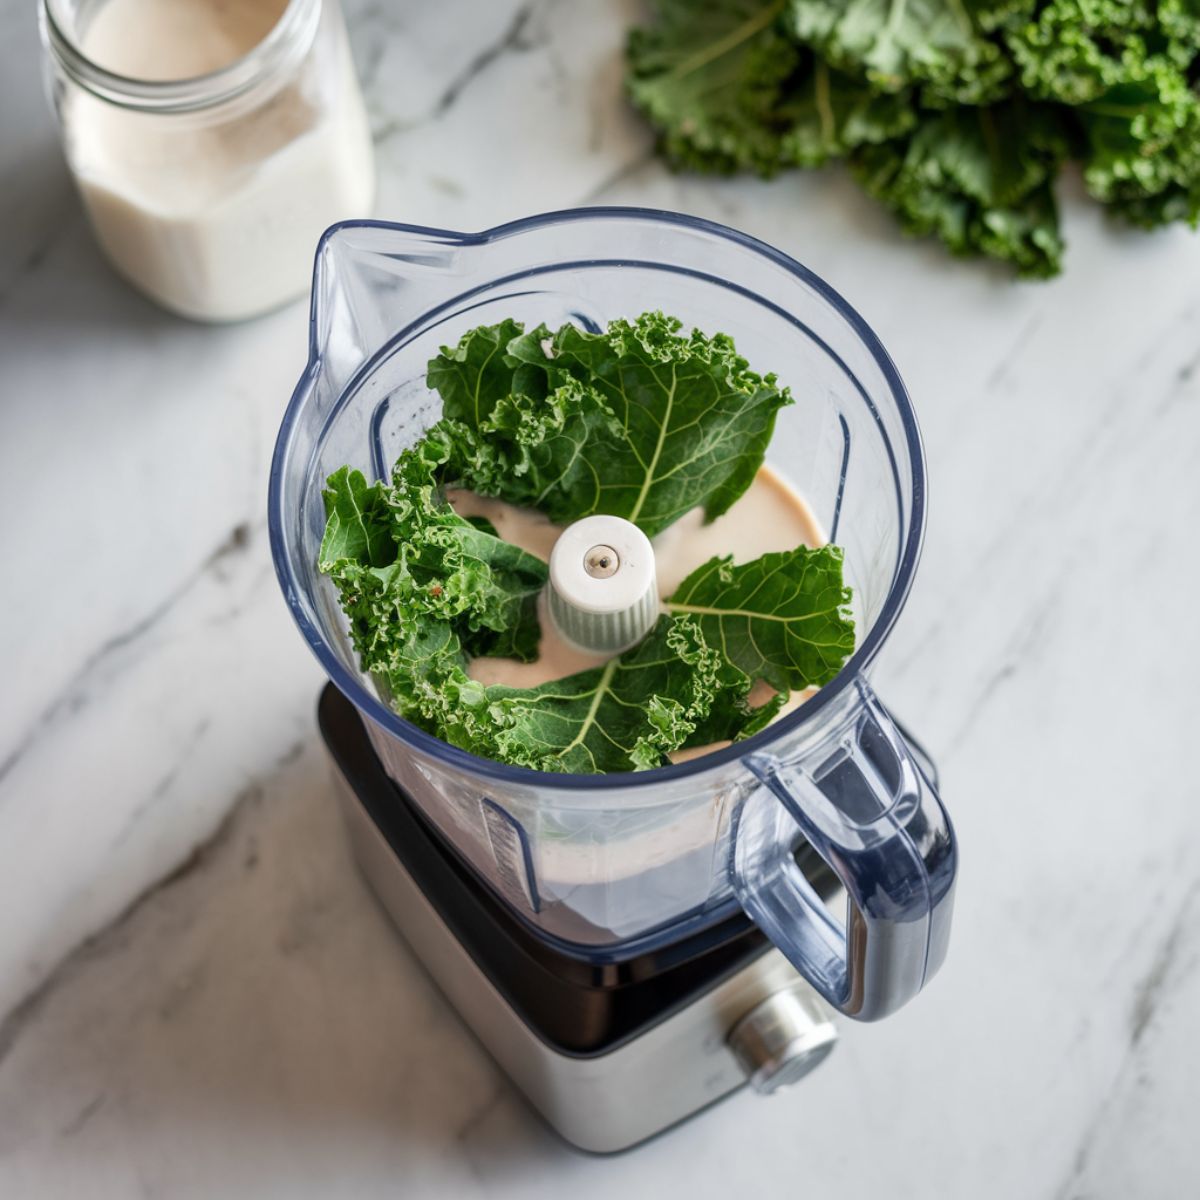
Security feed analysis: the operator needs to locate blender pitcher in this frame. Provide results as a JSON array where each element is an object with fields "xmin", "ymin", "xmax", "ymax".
[{"xmin": 269, "ymin": 208, "xmax": 957, "ymax": 1023}]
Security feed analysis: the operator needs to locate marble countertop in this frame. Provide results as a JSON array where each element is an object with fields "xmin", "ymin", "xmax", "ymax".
[{"xmin": 2, "ymin": 0, "xmax": 1198, "ymax": 1195}]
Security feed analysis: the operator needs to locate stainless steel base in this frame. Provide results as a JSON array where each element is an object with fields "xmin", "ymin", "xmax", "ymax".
[{"xmin": 334, "ymin": 768, "xmax": 835, "ymax": 1153}]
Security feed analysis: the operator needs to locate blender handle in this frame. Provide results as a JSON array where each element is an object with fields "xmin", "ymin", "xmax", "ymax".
[{"xmin": 732, "ymin": 677, "xmax": 957, "ymax": 1021}]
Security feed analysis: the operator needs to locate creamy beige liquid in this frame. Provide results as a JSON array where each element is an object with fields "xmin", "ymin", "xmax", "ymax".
[
  {"xmin": 448, "ymin": 465, "xmax": 825, "ymax": 759},
  {"xmin": 68, "ymin": 0, "xmax": 374, "ymax": 320},
  {"xmin": 83, "ymin": 0, "xmax": 290, "ymax": 78}
]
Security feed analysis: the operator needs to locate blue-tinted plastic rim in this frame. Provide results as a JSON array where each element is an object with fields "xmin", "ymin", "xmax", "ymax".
[{"xmin": 268, "ymin": 207, "xmax": 927, "ymax": 795}]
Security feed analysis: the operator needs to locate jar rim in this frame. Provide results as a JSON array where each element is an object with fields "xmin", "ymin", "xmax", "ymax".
[{"xmin": 39, "ymin": 0, "xmax": 322, "ymax": 113}]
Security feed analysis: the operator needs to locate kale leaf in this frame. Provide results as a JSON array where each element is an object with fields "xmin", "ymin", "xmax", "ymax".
[
  {"xmin": 626, "ymin": 0, "xmax": 1200, "ymax": 276},
  {"xmin": 626, "ymin": 1, "xmax": 916, "ymax": 172},
  {"xmin": 482, "ymin": 616, "xmax": 751, "ymax": 773},
  {"xmin": 852, "ymin": 100, "xmax": 1070, "ymax": 277},
  {"xmin": 665, "ymin": 546, "xmax": 856, "ymax": 691},
  {"xmin": 625, "ymin": 0, "xmax": 804, "ymax": 174},
  {"xmin": 429, "ymin": 311, "xmax": 794, "ymax": 539},
  {"xmin": 776, "ymin": 55, "xmax": 918, "ymax": 164},
  {"xmin": 787, "ymin": 0, "xmax": 1021, "ymax": 105},
  {"xmin": 319, "ymin": 452, "xmax": 547, "ymax": 670}
]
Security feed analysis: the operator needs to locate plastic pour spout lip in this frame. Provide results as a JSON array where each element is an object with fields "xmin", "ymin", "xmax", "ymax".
[{"xmin": 547, "ymin": 514, "xmax": 659, "ymax": 654}]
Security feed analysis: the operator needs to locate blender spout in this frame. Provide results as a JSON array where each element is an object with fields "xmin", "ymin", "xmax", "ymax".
[{"xmin": 308, "ymin": 219, "xmax": 477, "ymax": 399}]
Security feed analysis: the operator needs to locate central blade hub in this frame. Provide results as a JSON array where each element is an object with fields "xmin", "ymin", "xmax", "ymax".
[{"xmin": 547, "ymin": 515, "xmax": 658, "ymax": 654}]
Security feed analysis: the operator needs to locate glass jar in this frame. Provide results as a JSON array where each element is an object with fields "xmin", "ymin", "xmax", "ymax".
[{"xmin": 39, "ymin": 0, "xmax": 375, "ymax": 322}]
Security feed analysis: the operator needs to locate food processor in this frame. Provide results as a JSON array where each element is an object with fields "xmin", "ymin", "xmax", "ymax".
[{"xmin": 269, "ymin": 208, "xmax": 958, "ymax": 1152}]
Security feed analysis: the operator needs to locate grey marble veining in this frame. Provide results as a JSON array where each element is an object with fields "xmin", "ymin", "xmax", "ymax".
[{"xmin": 1, "ymin": 0, "xmax": 1198, "ymax": 1195}]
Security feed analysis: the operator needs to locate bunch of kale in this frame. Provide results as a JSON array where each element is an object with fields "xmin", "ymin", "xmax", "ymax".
[{"xmin": 626, "ymin": 0, "xmax": 1200, "ymax": 276}]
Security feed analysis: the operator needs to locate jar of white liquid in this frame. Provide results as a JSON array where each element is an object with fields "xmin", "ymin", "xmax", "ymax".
[{"xmin": 39, "ymin": 0, "xmax": 375, "ymax": 321}]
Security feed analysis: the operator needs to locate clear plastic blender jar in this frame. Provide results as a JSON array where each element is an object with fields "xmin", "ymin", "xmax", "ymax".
[{"xmin": 269, "ymin": 209, "xmax": 957, "ymax": 1021}]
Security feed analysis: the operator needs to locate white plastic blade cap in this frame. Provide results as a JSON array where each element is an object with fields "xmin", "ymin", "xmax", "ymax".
[{"xmin": 547, "ymin": 514, "xmax": 658, "ymax": 654}]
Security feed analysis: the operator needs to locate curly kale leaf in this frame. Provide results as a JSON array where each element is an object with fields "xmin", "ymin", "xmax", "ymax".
[
  {"xmin": 1161, "ymin": 0, "xmax": 1200, "ymax": 64},
  {"xmin": 626, "ymin": 0, "xmax": 801, "ymax": 174},
  {"xmin": 626, "ymin": 0, "xmax": 917, "ymax": 173},
  {"xmin": 1004, "ymin": 0, "xmax": 1200, "ymax": 99},
  {"xmin": 625, "ymin": 0, "xmax": 1200, "ymax": 274},
  {"xmin": 428, "ymin": 312, "xmax": 793, "ymax": 539},
  {"xmin": 852, "ymin": 100, "xmax": 1070, "ymax": 276},
  {"xmin": 1004, "ymin": 0, "xmax": 1161, "ymax": 105},
  {"xmin": 787, "ymin": 0, "xmax": 1024, "ymax": 105},
  {"xmin": 1074, "ymin": 62, "xmax": 1200, "ymax": 211},
  {"xmin": 319, "ymin": 466, "xmax": 394, "ymax": 570},
  {"xmin": 664, "ymin": 545, "xmax": 856, "ymax": 691},
  {"xmin": 318, "ymin": 460, "xmax": 551, "ymax": 756},
  {"xmin": 319, "ymin": 458, "xmax": 547, "ymax": 668},
  {"xmin": 479, "ymin": 616, "xmax": 750, "ymax": 772},
  {"xmin": 776, "ymin": 55, "xmax": 919, "ymax": 163},
  {"xmin": 929, "ymin": 0, "xmax": 1200, "ymax": 223},
  {"xmin": 1106, "ymin": 179, "xmax": 1200, "ymax": 227}
]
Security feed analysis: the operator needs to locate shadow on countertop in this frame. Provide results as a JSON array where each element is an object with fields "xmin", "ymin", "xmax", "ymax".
[
  {"xmin": 0, "ymin": 143, "xmax": 206, "ymax": 345},
  {"xmin": 0, "ymin": 736, "xmax": 576, "ymax": 1192}
]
